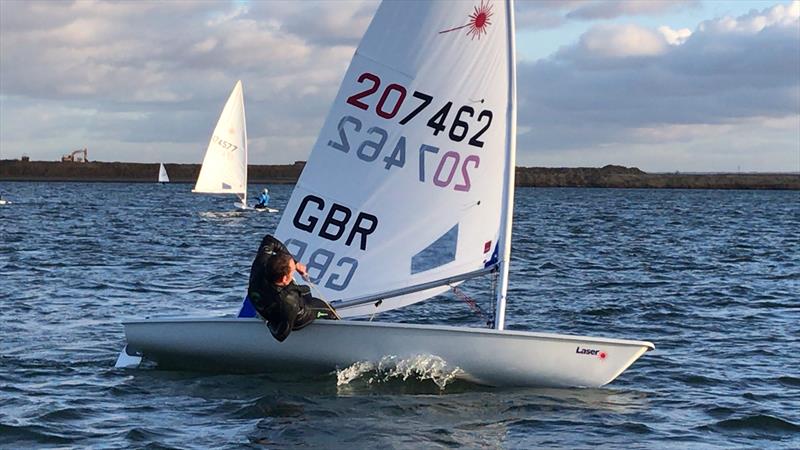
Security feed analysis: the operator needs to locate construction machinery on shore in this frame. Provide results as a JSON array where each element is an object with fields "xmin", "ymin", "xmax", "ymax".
[{"xmin": 62, "ymin": 148, "xmax": 88, "ymax": 163}]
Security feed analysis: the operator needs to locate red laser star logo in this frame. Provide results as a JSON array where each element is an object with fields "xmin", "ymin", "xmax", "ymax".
[{"xmin": 439, "ymin": 0, "xmax": 494, "ymax": 40}]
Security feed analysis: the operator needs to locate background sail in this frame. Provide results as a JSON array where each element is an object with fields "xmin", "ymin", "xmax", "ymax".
[
  {"xmin": 158, "ymin": 163, "xmax": 170, "ymax": 183},
  {"xmin": 193, "ymin": 80, "xmax": 248, "ymax": 196},
  {"xmin": 276, "ymin": 0, "xmax": 510, "ymax": 317}
]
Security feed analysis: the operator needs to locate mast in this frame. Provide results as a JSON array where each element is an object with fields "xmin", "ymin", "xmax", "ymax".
[
  {"xmin": 493, "ymin": 0, "xmax": 517, "ymax": 330},
  {"xmin": 240, "ymin": 80, "xmax": 248, "ymax": 207}
]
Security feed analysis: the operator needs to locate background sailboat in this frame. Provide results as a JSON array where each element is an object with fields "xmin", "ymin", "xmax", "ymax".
[
  {"xmin": 192, "ymin": 80, "xmax": 250, "ymax": 210},
  {"xmin": 157, "ymin": 163, "xmax": 170, "ymax": 184},
  {"xmin": 117, "ymin": 0, "xmax": 653, "ymax": 387}
]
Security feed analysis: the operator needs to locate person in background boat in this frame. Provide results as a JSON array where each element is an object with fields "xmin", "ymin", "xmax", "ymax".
[
  {"xmin": 254, "ymin": 188, "xmax": 270, "ymax": 209},
  {"xmin": 247, "ymin": 234, "xmax": 338, "ymax": 341}
]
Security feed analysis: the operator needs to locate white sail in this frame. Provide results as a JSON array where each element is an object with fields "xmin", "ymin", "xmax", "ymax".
[
  {"xmin": 276, "ymin": 0, "xmax": 512, "ymax": 317},
  {"xmin": 193, "ymin": 80, "xmax": 248, "ymax": 205},
  {"xmin": 158, "ymin": 163, "xmax": 170, "ymax": 183}
]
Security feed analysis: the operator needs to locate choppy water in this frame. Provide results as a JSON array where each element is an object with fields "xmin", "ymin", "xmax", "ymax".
[{"xmin": 1, "ymin": 182, "xmax": 798, "ymax": 449}]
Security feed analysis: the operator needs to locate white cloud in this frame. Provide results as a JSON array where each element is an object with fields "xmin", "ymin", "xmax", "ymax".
[
  {"xmin": 576, "ymin": 24, "xmax": 668, "ymax": 58},
  {"xmin": 699, "ymin": 0, "xmax": 800, "ymax": 33},
  {"xmin": 0, "ymin": 0, "xmax": 369, "ymax": 164},
  {"xmin": 0, "ymin": 0, "xmax": 798, "ymax": 172},
  {"xmin": 191, "ymin": 38, "xmax": 219, "ymax": 55},
  {"xmin": 565, "ymin": 0, "xmax": 700, "ymax": 21},
  {"xmin": 658, "ymin": 26, "xmax": 692, "ymax": 46},
  {"xmin": 515, "ymin": 0, "xmax": 699, "ymax": 29},
  {"xmin": 517, "ymin": 1, "xmax": 800, "ymax": 170}
]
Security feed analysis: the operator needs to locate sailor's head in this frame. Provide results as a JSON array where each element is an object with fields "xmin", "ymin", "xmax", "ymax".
[
  {"xmin": 266, "ymin": 252, "xmax": 294, "ymax": 286},
  {"xmin": 263, "ymin": 188, "xmax": 269, "ymax": 194}
]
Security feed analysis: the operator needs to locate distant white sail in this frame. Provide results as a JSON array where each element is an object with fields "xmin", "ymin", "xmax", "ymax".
[
  {"xmin": 158, "ymin": 163, "xmax": 170, "ymax": 183},
  {"xmin": 275, "ymin": 0, "xmax": 512, "ymax": 317},
  {"xmin": 193, "ymin": 80, "xmax": 248, "ymax": 205}
]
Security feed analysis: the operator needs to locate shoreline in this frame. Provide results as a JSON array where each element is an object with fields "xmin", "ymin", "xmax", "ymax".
[{"xmin": 1, "ymin": 160, "xmax": 798, "ymax": 190}]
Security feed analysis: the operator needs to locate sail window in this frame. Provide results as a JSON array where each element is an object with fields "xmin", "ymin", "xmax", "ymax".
[{"xmin": 411, "ymin": 225, "xmax": 458, "ymax": 274}]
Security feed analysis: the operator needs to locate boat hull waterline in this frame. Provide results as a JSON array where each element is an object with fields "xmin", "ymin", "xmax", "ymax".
[
  {"xmin": 119, "ymin": 318, "xmax": 654, "ymax": 387},
  {"xmin": 233, "ymin": 202, "xmax": 278, "ymax": 213}
]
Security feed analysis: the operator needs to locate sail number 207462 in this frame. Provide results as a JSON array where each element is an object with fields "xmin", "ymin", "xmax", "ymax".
[
  {"xmin": 326, "ymin": 72, "xmax": 493, "ymax": 193},
  {"xmin": 345, "ymin": 72, "xmax": 493, "ymax": 148}
]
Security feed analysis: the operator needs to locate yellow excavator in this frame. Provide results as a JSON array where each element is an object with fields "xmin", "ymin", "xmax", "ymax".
[{"xmin": 61, "ymin": 148, "xmax": 88, "ymax": 162}]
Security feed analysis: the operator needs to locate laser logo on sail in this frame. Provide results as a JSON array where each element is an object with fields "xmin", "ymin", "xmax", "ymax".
[{"xmin": 439, "ymin": 0, "xmax": 493, "ymax": 40}]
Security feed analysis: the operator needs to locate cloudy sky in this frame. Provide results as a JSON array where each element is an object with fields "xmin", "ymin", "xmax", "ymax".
[{"xmin": 1, "ymin": 0, "xmax": 798, "ymax": 172}]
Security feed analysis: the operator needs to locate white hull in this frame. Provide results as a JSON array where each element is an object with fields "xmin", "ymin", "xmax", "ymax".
[
  {"xmin": 233, "ymin": 202, "xmax": 278, "ymax": 213},
  {"xmin": 119, "ymin": 318, "xmax": 653, "ymax": 387}
]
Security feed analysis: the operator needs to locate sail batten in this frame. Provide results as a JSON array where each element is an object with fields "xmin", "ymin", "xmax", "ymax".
[{"xmin": 276, "ymin": 1, "xmax": 513, "ymax": 318}]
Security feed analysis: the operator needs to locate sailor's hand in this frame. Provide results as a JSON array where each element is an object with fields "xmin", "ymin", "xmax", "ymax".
[{"xmin": 296, "ymin": 262, "xmax": 308, "ymax": 278}]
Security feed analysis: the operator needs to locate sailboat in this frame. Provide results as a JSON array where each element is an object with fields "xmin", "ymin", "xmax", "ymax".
[
  {"xmin": 157, "ymin": 163, "xmax": 170, "ymax": 184},
  {"xmin": 116, "ymin": 0, "xmax": 654, "ymax": 387},
  {"xmin": 192, "ymin": 80, "xmax": 266, "ymax": 211}
]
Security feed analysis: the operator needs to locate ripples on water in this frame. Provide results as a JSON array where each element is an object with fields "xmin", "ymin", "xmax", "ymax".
[{"xmin": 0, "ymin": 182, "xmax": 798, "ymax": 448}]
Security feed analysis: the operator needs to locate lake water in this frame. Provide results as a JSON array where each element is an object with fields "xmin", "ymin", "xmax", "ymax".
[{"xmin": 1, "ymin": 182, "xmax": 798, "ymax": 449}]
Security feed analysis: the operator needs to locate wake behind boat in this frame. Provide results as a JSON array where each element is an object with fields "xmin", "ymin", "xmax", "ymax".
[
  {"xmin": 252, "ymin": 205, "xmax": 279, "ymax": 213},
  {"xmin": 117, "ymin": 0, "xmax": 653, "ymax": 387}
]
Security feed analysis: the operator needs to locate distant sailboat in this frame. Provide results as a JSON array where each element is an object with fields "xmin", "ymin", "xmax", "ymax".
[
  {"xmin": 193, "ymin": 80, "xmax": 250, "ymax": 210},
  {"xmin": 157, "ymin": 163, "xmax": 170, "ymax": 184}
]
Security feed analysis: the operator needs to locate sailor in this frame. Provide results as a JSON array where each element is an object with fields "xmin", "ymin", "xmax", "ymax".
[
  {"xmin": 247, "ymin": 234, "xmax": 338, "ymax": 341},
  {"xmin": 254, "ymin": 188, "xmax": 270, "ymax": 209}
]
